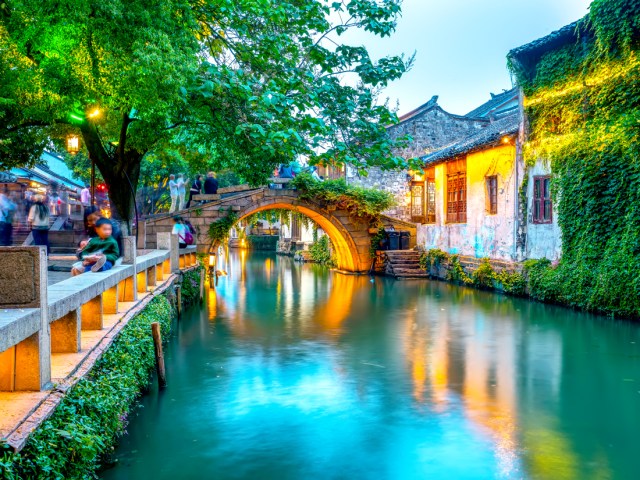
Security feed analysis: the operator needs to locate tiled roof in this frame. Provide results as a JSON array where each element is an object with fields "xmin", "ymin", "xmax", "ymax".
[
  {"xmin": 397, "ymin": 95, "xmax": 440, "ymax": 123},
  {"xmin": 465, "ymin": 87, "xmax": 518, "ymax": 119},
  {"xmin": 421, "ymin": 112, "xmax": 520, "ymax": 166},
  {"xmin": 508, "ymin": 19, "xmax": 584, "ymax": 61},
  {"xmin": 0, "ymin": 171, "xmax": 17, "ymax": 183}
]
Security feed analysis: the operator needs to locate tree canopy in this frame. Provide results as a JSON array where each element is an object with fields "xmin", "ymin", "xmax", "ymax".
[{"xmin": 1, "ymin": 0, "xmax": 411, "ymax": 222}]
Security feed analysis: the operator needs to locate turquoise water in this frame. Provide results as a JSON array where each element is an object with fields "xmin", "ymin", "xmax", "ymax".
[{"xmin": 101, "ymin": 251, "xmax": 640, "ymax": 480}]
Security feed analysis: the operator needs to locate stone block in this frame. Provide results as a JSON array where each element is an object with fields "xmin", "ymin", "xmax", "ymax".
[
  {"xmin": 136, "ymin": 270, "xmax": 147, "ymax": 293},
  {"xmin": 81, "ymin": 296, "xmax": 103, "ymax": 330},
  {"xmin": 103, "ymin": 285, "xmax": 118, "ymax": 314},
  {"xmin": 157, "ymin": 232, "xmax": 179, "ymax": 272},
  {"xmin": 136, "ymin": 222, "xmax": 147, "ymax": 250},
  {"xmin": 51, "ymin": 310, "xmax": 80, "ymax": 353},
  {"xmin": 15, "ymin": 332, "xmax": 46, "ymax": 391},
  {"xmin": 0, "ymin": 346, "xmax": 16, "ymax": 391},
  {"xmin": 122, "ymin": 235, "xmax": 136, "ymax": 265},
  {"xmin": 118, "ymin": 276, "xmax": 136, "ymax": 302},
  {"xmin": 147, "ymin": 265, "xmax": 157, "ymax": 287},
  {"xmin": 0, "ymin": 246, "xmax": 46, "ymax": 308}
]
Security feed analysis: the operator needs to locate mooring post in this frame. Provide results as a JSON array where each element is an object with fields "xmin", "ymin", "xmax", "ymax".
[
  {"xmin": 199, "ymin": 268, "xmax": 205, "ymax": 301},
  {"xmin": 151, "ymin": 322, "xmax": 167, "ymax": 388},
  {"xmin": 176, "ymin": 285, "xmax": 182, "ymax": 317}
]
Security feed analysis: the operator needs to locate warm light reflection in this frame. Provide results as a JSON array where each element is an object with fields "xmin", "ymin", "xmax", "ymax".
[{"xmin": 207, "ymin": 288, "xmax": 217, "ymax": 321}]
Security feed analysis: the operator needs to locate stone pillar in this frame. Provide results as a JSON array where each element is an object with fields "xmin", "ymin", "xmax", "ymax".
[
  {"xmin": 118, "ymin": 277, "xmax": 136, "ymax": 302},
  {"xmin": 137, "ymin": 221, "xmax": 147, "ymax": 250},
  {"xmin": 103, "ymin": 285, "xmax": 119, "ymax": 314},
  {"xmin": 122, "ymin": 235, "xmax": 138, "ymax": 301},
  {"xmin": 147, "ymin": 265, "xmax": 157, "ymax": 288},
  {"xmin": 0, "ymin": 246, "xmax": 50, "ymax": 391},
  {"xmin": 122, "ymin": 235, "xmax": 137, "ymax": 265},
  {"xmin": 158, "ymin": 232, "xmax": 179, "ymax": 273},
  {"xmin": 50, "ymin": 309, "xmax": 81, "ymax": 353},
  {"xmin": 81, "ymin": 296, "xmax": 103, "ymax": 330},
  {"xmin": 136, "ymin": 270, "xmax": 147, "ymax": 293}
]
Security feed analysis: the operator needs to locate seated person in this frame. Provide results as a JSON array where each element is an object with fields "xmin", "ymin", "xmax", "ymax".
[
  {"xmin": 72, "ymin": 218, "xmax": 120, "ymax": 275},
  {"xmin": 84, "ymin": 206, "xmax": 124, "ymax": 258},
  {"xmin": 172, "ymin": 216, "xmax": 191, "ymax": 248}
]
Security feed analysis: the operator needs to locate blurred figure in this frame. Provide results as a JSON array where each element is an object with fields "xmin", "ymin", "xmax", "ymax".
[
  {"xmin": 168, "ymin": 174, "xmax": 178, "ymax": 213},
  {"xmin": 204, "ymin": 171, "xmax": 218, "ymax": 194},
  {"xmin": 49, "ymin": 191, "xmax": 61, "ymax": 216},
  {"xmin": 84, "ymin": 205, "xmax": 124, "ymax": 259},
  {"xmin": 187, "ymin": 174, "xmax": 202, "ymax": 208},
  {"xmin": 0, "ymin": 192, "xmax": 16, "ymax": 246},
  {"xmin": 177, "ymin": 173, "xmax": 187, "ymax": 211},
  {"xmin": 28, "ymin": 195, "xmax": 50, "ymax": 253},
  {"xmin": 80, "ymin": 184, "xmax": 91, "ymax": 206}
]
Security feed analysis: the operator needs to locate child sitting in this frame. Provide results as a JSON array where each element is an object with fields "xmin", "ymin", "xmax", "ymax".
[{"xmin": 71, "ymin": 218, "xmax": 120, "ymax": 276}]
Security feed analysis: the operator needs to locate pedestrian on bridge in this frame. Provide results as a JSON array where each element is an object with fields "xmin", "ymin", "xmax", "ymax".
[
  {"xmin": 177, "ymin": 173, "xmax": 187, "ymax": 211},
  {"xmin": 187, "ymin": 174, "xmax": 202, "ymax": 209},
  {"xmin": 204, "ymin": 172, "xmax": 218, "ymax": 195},
  {"xmin": 168, "ymin": 174, "xmax": 178, "ymax": 213}
]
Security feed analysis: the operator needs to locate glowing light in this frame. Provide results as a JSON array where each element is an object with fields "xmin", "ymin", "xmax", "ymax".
[
  {"xmin": 88, "ymin": 108, "xmax": 101, "ymax": 119},
  {"xmin": 240, "ymin": 238, "xmax": 247, "ymax": 248},
  {"xmin": 502, "ymin": 136, "xmax": 512, "ymax": 144},
  {"xmin": 66, "ymin": 135, "xmax": 80, "ymax": 155},
  {"xmin": 208, "ymin": 253, "xmax": 216, "ymax": 267}
]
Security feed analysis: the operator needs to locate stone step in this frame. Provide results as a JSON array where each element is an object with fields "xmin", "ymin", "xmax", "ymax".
[
  {"xmin": 392, "ymin": 267, "xmax": 426, "ymax": 275},
  {"xmin": 395, "ymin": 272, "xmax": 429, "ymax": 279}
]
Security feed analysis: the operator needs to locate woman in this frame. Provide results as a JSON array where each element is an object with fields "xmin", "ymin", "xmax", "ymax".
[
  {"xmin": 186, "ymin": 174, "xmax": 202, "ymax": 208},
  {"xmin": 172, "ymin": 216, "xmax": 190, "ymax": 248},
  {"xmin": 28, "ymin": 195, "xmax": 50, "ymax": 253}
]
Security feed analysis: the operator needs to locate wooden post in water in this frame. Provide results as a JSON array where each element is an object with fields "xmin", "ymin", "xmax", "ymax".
[
  {"xmin": 151, "ymin": 322, "xmax": 167, "ymax": 388},
  {"xmin": 199, "ymin": 269, "xmax": 205, "ymax": 301},
  {"xmin": 176, "ymin": 285, "xmax": 182, "ymax": 317}
]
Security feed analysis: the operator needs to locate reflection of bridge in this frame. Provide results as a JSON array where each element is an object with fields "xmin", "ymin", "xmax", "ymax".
[{"xmin": 141, "ymin": 186, "xmax": 415, "ymax": 273}]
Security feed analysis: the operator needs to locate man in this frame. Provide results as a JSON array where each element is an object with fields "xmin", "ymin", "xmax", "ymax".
[
  {"xmin": 204, "ymin": 171, "xmax": 219, "ymax": 194},
  {"xmin": 168, "ymin": 174, "xmax": 178, "ymax": 213},
  {"xmin": 0, "ymin": 192, "xmax": 17, "ymax": 246},
  {"xmin": 80, "ymin": 184, "xmax": 91, "ymax": 206}
]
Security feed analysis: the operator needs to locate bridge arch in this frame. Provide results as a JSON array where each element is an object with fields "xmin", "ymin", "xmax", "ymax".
[{"xmin": 143, "ymin": 188, "xmax": 376, "ymax": 273}]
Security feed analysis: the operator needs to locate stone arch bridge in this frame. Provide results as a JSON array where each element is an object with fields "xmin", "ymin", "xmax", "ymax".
[{"xmin": 141, "ymin": 186, "xmax": 416, "ymax": 273}]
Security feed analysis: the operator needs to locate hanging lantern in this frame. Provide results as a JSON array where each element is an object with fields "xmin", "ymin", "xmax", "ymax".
[
  {"xmin": 66, "ymin": 134, "xmax": 80, "ymax": 155},
  {"xmin": 208, "ymin": 252, "xmax": 216, "ymax": 268}
]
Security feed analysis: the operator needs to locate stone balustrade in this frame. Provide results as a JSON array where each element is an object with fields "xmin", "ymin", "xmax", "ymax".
[{"xmin": 0, "ymin": 233, "xmax": 199, "ymax": 392}]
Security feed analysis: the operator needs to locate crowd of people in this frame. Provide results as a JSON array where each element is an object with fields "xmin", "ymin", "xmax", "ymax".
[{"xmin": 168, "ymin": 171, "xmax": 219, "ymax": 213}]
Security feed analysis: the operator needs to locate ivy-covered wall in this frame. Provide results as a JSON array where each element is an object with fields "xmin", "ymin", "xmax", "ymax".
[{"xmin": 509, "ymin": 0, "xmax": 640, "ymax": 317}]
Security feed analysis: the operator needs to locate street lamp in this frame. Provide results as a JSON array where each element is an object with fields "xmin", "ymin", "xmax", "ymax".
[{"xmin": 66, "ymin": 134, "xmax": 80, "ymax": 155}]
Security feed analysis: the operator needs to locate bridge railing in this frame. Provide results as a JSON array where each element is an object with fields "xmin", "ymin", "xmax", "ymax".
[{"xmin": 0, "ymin": 233, "xmax": 198, "ymax": 392}]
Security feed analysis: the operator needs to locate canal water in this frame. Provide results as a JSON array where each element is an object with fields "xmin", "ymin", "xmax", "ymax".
[{"xmin": 101, "ymin": 251, "xmax": 640, "ymax": 480}]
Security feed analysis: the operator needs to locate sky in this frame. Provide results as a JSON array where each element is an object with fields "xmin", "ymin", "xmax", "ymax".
[{"xmin": 342, "ymin": 0, "xmax": 593, "ymax": 116}]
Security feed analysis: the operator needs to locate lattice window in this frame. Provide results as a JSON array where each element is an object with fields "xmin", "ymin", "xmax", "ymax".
[
  {"xmin": 410, "ymin": 182, "xmax": 425, "ymax": 223},
  {"xmin": 447, "ymin": 172, "xmax": 466, "ymax": 223},
  {"xmin": 426, "ymin": 179, "xmax": 436, "ymax": 224},
  {"xmin": 533, "ymin": 176, "xmax": 552, "ymax": 224}
]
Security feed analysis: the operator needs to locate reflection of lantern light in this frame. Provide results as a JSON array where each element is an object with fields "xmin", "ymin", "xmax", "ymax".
[
  {"xmin": 66, "ymin": 135, "xmax": 80, "ymax": 155},
  {"xmin": 240, "ymin": 238, "xmax": 246, "ymax": 248}
]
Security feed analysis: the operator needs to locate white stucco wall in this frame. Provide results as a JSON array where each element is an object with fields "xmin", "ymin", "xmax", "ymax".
[
  {"xmin": 525, "ymin": 160, "xmax": 562, "ymax": 261},
  {"xmin": 416, "ymin": 144, "xmax": 519, "ymax": 261}
]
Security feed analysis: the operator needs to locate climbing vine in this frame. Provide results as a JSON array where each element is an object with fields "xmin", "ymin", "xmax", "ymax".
[
  {"xmin": 208, "ymin": 209, "xmax": 238, "ymax": 244},
  {"xmin": 508, "ymin": 0, "xmax": 640, "ymax": 317},
  {"xmin": 290, "ymin": 173, "xmax": 395, "ymax": 220}
]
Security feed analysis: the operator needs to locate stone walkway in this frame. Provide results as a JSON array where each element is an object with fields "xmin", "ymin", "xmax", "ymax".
[{"xmin": 47, "ymin": 255, "xmax": 75, "ymax": 286}]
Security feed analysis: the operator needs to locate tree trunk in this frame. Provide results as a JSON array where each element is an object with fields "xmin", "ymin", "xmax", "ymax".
[{"xmin": 80, "ymin": 118, "xmax": 143, "ymax": 232}]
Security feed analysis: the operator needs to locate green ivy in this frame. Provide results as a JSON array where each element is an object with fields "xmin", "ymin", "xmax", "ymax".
[
  {"xmin": 508, "ymin": 0, "xmax": 640, "ymax": 317},
  {"xmin": 290, "ymin": 173, "xmax": 395, "ymax": 220},
  {"xmin": 419, "ymin": 248, "xmax": 450, "ymax": 270},
  {"xmin": 308, "ymin": 235, "xmax": 336, "ymax": 266},
  {"xmin": 180, "ymin": 267, "xmax": 203, "ymax": 305},
  {"xmin": 208, "ymin": 209, "xmax": 238, "ymax": 245}
]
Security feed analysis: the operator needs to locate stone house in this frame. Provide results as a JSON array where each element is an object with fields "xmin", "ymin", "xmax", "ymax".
[{"xmin": 346, "ymin": 90, "xmax": 518, "ymax": 222}]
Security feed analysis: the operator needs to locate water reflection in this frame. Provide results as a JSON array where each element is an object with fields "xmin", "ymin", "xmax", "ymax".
[{"xmin": 103, "ymin": 252, "xmax": 640, "ymax": 480}]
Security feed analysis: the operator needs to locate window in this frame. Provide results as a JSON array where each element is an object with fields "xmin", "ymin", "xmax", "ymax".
[
  {"xmin": 533, "ymin": 176, "xmax": 552, "ymax": 224},
  {"xmin": 446, "ymin": 159, "xmax": 467, "ymax": 223},
  {"xmin": 426, "ymin": 179, "xmax": 436, "ymax": 223},
  {"xmin": 411, "ymin": 179, "xmax": 436, "ymax": 224},
  {"xmin": 486, "ymin": 176, "xmax": 498, "ymax": 214}
]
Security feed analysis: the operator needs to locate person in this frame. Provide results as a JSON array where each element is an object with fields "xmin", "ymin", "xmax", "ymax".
[
  {"xmin": 84, "ymin": 206, "xmax": 123, "ymax": 259},
  {"xmin": 310, "ymin": 166, "xmax": 323, "ymax": 181},
  {"xmin": 278, "ymin": 164, "xmax": 294, "ymax": 178},
  {"xmin": 186, "ymin": 174, "xmax": 202, "ymax": 208},
  {"xmin": 177, "ymin": 173, "xmax": 187, "ymax": 211},
  {"xmin": 0, "ymin": 192, "xmax": 16, "ymax": 246},
  {"xmin": 203, "ymin": 171, "xmax": 218, "ymax": 194},
  {"xmin": 28, "ymin": 195, "xmax": 50, "ymax": 253},
  {"xmin": 168, "ymin": 174, "xmax": 178, "ymax": 213},
  {"xmin": 80, "ymin": 185, "xmax": 91, "ymax": 206},
  {"xmin": 49, "ymin": 191, "xmax": 60, "ymax": 216},
  {"xmin": 172, "ymin": 216, "xmax": 191, "ymax": 248},
  {"xmin": 72, "ymin": 218, "xmax": 119, "ymax": 275}
]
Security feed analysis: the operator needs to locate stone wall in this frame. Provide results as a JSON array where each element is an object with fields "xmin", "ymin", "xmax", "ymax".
[{"xmin": 347, "ymin": 103, "xmax": 488, "ymax": 222}]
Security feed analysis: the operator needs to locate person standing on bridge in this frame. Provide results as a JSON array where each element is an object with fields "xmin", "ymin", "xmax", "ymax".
[
  {"xmin": 187, "ymin": 174, "xmax": 202, "ymax": 208},
  {"xmin": 168, "ymin": 174, "xmax": 178, "ymax": 213},
  {"xmin": 177, "ymin": 173, "xmax": 187, "ymax": 211},
  {"xmin": 204, "ymin": 171, "xmax": 218, "ymax": 195}
]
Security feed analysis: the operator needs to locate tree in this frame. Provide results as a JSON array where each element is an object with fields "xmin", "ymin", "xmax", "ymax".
[{"xmin": 1, "ymin": 0, "xmax": 411, "ymax": 226}]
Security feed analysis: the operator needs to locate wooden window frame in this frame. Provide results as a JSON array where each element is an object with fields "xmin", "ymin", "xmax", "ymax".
[
  {"xmin": 425, "ymin": 178, "xmax": 436, "ymax": 224},
  {"xmin": 446, "ymin": 171, "xmax": 467, "ymax": 224},
  {"xmin": 486, "ymin": 175, "xmax": 498, "ymax": 215},
  {"xmin": 410, "ymin": 181, "xmax": 426, "ymax": 223},
  {"xmin": 532, "ymin": 176, "xmax": 553, "ymax": 224}
]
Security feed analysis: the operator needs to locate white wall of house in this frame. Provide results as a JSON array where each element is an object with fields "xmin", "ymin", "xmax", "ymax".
[
  {"xmin": 525, "ymin": 160, "xmax": 562, "ymax": 261},
  {"xmin": 416, "ymin": 144, "xmax": 519, "ymax": 261}
]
